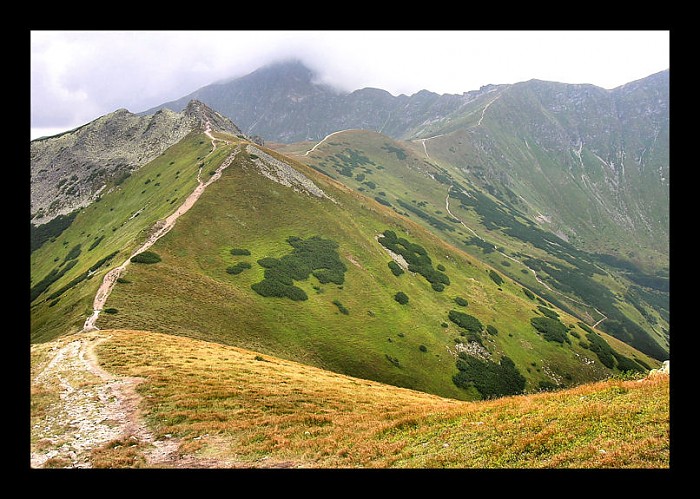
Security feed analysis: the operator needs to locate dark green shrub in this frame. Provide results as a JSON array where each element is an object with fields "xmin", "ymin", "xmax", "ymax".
[
  {"xmin": 30, "ymin": 260, "xmax": 79, "ymax": 302},
  {"xmin": 379, "ymin": 231, "xmax": 450, "ymax": 292},
  {"xmin": 375, "ymin": 196, "xmax": 392, "ymax": 207},
  {"xmin": 257, "ymin": 257, "xmax": 279, "ymax": 268},
  {"xmin": 448, "ymin": 310, "xmax": 483, "ymax": 333},
  {"xmin": 488, "ymin": 270, "xmax": 504, "ymax": 286},
  {"xmin": 31, "ymin": 211, "xmax": 79, "ymax": 252},
  {"xmin": 419, "ymin": 345, "xmax": 428, "ymax": 352},
  {"xmin": 385, "ymin": 354, "xmax": 401, "ymax": 367},
  {"xmin": 333, "ymin": 300, "xmax": 349, "ymax": 315},
  {"xmin": 531, "ymin": 317, "xmax": 570, "ymax": 344},
  {"xmin": 394, "ymin": 291, "xmax": 409, "ymax": 305},
  {"xmin": 522, "ymin": 287, "xmax": 535, "ymax": 300},
  {"xmin": 251, "ymin": 280, "xmax": 308, "ymax": 301},
  {"xmin": 230, "ymin": 248, "xmax": 251, "ymax": 256},
  {"xmin": 116, "ymin": 277, "xmax": 131, "ymax": 284},
  {"xmin": 538, "ymin": 381, "xmax": 558, "ymax": 392},
  {"xmin": 537, "ymin": 305, "xmax": 559, "ymax": 319},
  {"xmin": 131, "ymin": 251, "xmax": 161, "ymax": 264},
  {"xmin": 226, "ymin": 262, "xmax": 251, "ymax": 275},
  {"xmin": 613, "ymin": 353, "xmax": 645, "ymax": 373},
  {"xmin": 63, "ymin": 244, "xmax": 82, "ymax": 263},
  {"xmin": 88, "ymin": 235, "xmax": 105, "ymax": 251},
  {"xmin": 453, "ymin": 354, "xmax": 525, "ymax": 399},
  {"xmin": 252, "ymin": 236, "xmax": 345, "ymax": 301},
  {"xmin": 437, "ymin": 264, "xmax": 446, "ymax": 271},
  {"xmin": 388, "ymin": 261, "xmax": 404, "ymax": 276},
  {"xmin": 455, "ymin": 296, "xmax": 468, "ymax": 307},
  {"xmin": 103, "ymin": 308, "xmax": 119, "ymax": 314},
  {"xmin": 486, "ymin": 325, "xmax": 499, "ymax": 335}
]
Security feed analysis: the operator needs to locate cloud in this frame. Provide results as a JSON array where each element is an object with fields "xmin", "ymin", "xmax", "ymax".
[{"xmin": 30, "ymin": 30, "xmax": 669, "ymax": 139}]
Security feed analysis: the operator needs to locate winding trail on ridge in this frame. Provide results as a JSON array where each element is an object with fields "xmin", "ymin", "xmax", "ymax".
[
  {"xmin": 83, "ymin": 124, "xmax": 238, "ymax": 332},
  {"xmin": 32, "ymin": 124, "xmax": 243, "ymax": 468}
]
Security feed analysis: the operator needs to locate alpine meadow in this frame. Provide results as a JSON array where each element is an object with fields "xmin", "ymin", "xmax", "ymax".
[{"xmin": 30, "ymin": 60, "xmax": 670, "ymax": 469}]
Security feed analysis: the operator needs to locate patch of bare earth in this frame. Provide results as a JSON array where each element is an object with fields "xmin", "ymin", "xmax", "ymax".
[{"xmin": 30, "ymin": 332, "xmax": 234, "ymax": 468}]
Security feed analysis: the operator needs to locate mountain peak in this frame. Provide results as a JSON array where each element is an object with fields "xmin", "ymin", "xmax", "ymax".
[
  {"xmin": 183, "ymin": 99, "xmax": 243, "ymax": 136},
  {"xmin": 255, "ymin": 58, "xmax": 316, "ymax": 80}
]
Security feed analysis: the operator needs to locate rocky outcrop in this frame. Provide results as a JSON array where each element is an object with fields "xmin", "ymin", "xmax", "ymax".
[
  {"xmin": 30, "ymin": 100, "xmax": 242, "ymax": 225},
  {"xmin": 648, "ymin": 360, "xmax": 670, "ymax": 377},
  {"xmin": 246, "ymin": 144, "xmax": 332, "ymax": 201}
]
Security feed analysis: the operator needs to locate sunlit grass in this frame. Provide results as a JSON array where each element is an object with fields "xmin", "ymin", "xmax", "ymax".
[{"xmin": 95, "ymin": 329, "xmax": 669, "ymax": 468}]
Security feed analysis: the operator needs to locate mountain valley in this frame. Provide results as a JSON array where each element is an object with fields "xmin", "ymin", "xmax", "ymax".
[{"xmin": 29, "ymin": 62, "xmax": 670, "ymax": 468}]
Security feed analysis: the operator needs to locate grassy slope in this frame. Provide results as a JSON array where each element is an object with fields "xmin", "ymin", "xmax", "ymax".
[
  {"xmin": 30, "ymin": 132, "xmax": 227, "ymax": 342},
  {"xmin": 80, "ymin": 329, "xmax": 668, "ymax": 468},
  {"xmin": 276, "ymin": 130, "xmax": 669, "ymax": 359},
  {"xmin": 93, "ymin": 139, "xmax": 658, "ymax": 401}
]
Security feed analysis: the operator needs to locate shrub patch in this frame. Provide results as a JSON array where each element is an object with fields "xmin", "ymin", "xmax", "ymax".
[{"xmin": 252, "ymin": 236, "xmax": 346, "ymax": 301}]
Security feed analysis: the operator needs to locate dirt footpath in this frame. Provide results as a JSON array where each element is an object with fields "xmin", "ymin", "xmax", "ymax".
[{"xmin": 30, "ymin": 332, "xmax": 184, "ymax": 468}]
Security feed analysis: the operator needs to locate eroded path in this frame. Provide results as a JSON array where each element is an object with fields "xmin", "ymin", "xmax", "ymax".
[
  {"xmin": 30, "ymin": 332, "xmax": 175, "ymax": 468},
  {"xmin": 83, "ymin": 128, "xmax": 239, "ymax": 331},
  {"xmin": 30, "ymin": 331, "xmax": 234, "ymax": 468}
]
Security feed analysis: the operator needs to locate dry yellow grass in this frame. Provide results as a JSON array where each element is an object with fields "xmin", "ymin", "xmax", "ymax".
[{"xmin": 84, "ymin": 329, "xmax": 669, "ymax": 468}]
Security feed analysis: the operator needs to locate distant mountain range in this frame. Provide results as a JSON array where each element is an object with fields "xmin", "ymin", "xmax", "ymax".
[{"xmin": 142, "ymin": 61, "xmax": 669, "ymax": 272}]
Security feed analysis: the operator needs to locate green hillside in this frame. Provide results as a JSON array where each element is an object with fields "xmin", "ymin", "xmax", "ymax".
[
  {"xmin": 27, "ymin": 127, "xmax": 661, "ymax": 402},
  {"xmin": 30, "ymin": 131, "xmax": 223, "ymax": 342},
  {"xmin": 276, "ymin": 129, "xmax": 669, "ymax": 362}
]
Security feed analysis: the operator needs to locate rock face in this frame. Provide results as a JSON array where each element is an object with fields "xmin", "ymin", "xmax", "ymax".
[{"xmin": 30, "ymin": 101, "xmax": 242, "ymax": 225}]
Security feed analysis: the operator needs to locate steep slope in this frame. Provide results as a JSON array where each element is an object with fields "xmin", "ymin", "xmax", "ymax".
[
  {"xmin": 411, "ymin": 71, "xmax": 669, "ymax": 273},
  {"xmin": 277, "ymin": 129, "xmax": 669, "ymax": 361},
  {"xmin": 30, "ymin": 329, "xmax": 670, "ymax": 468},
  {"xmin": 30, "ymin": 104, "xmax": 244, "ymax": 343},
  {"xmin": 30, "ymin": 100, "xmax": 242, "ymax": 226}
]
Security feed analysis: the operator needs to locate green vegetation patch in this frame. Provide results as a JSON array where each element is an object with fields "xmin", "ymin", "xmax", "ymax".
[
  {"xmin": 252, "ymin": 236, "xmax": 347, "ymax": 301},
  {"xmin": 378, "ymin": 230, "xmax": 449, "ymax": 291},
  {"xmin": 332, "ymin": 299, "xmax": 349, "ymax": 315},
  {"xmin": 30, "ymin": 211, "xmax": 78, "ymax": 253},
  {"xmin": 374, "ymin": 196, "xmax": 393, "ymax": 207},
  {"xmin": 388, "ymin": 261, "xmax": 404, "ymax": 276},
  {"xmin": 230, "ymin": 248, "xmax": 251, "ymax": 256},
  {"xmin": 488, "ymin": 269, "xmax": 504, "ymax": 286},
  {"xmin": 530, "ymin": 316, "xmax": 570, "ymax": 344},
  {"xmin": 448, "ymin": 310, "xmax": 483, "ymax": 333},
  {"xmin": 130, "ymin": 251, "xmax": 162, "ymax": 264},
  {"xmin": 537, "ymin": 305, "xmax": 560, "ymax": 319},
  {"xmin": 30, "ymin": 260, "xmax": 78, "ymax": 302},
  {"xmin": 226, "ymin": 262, "xmax": 252, "ymax": 275},
  {"xmin": 453, "ymin": 354, "xmax": 526, "ymax": 399},
  {"xmin": 395, "ymin": 199, "xmax": 455, "ymax": 232},
  {"xmin": 394, "ymin": 291, "xmax": 409, "ymax": 305}
]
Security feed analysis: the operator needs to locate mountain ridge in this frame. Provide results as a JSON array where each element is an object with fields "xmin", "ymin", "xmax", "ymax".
[{"xmin": 30, "ymin": 100, "xmax": 242, "ymax": 225}]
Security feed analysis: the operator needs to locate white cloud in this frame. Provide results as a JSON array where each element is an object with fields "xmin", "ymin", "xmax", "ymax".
[{"xmin": 30, "ymin": 30, "xmax": 670, "ymax": 139}]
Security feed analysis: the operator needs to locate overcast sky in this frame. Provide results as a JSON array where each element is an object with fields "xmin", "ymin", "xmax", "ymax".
[{"xmin": 30, "ymin": 30, "xmax": 670, "ymax": 140}]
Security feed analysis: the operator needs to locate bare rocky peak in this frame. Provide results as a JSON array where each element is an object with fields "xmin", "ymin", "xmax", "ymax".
[
  {"xmin": 30, "ymin": 100, "xmax": 243, "ymax": 225},
  {"xmin": 183, "ymin": 99, "xmax": 243, "ymax": 136}
]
